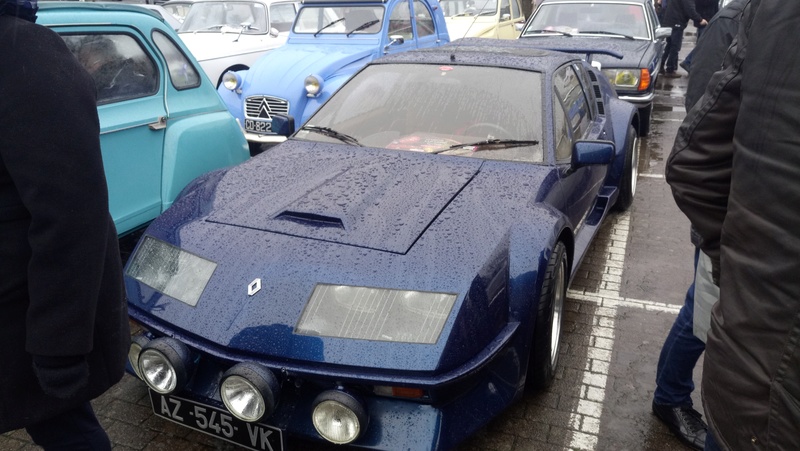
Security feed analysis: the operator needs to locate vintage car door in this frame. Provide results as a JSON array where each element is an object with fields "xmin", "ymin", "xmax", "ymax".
[
  {"xmin": 59, "ymin": 28, "xmax": 167, "ymax": 236},
  {"xmin": 552, "ymin": 63, "xmax": 608, "ymax": 233},
  {"xmin": 496, "ymin": 0, "xmax": 525, "ymax": 38}
]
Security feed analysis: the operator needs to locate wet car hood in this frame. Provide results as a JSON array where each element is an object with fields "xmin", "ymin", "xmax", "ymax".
[
  {"xmin": 206, "ymin": 142, "xmax": 482, "ymax": 253},
  {"xmin": 519, "ymin": 35, "xmax": 652, "ymax": 68}
]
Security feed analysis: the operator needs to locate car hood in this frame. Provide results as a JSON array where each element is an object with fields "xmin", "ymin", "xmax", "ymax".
[
  {"xmin": 244, "ymin": 43, "xmax": 374, "ymax": 92},
  {"xmin": 178, "ymin": 31, "xmax": 288, "ymax": 61},
  {"xmin": 519, "ymin": 35, "xmax": 651, "ymax": 68},
  {"xmin": 206, "ymin": 142, "xmax": 482, "ymax": 254},
  {"xmin": 445, "ymin": 17, "xmax": 496, "ymax": 39},
  {"xmin": 129, "ymin": 141, "xmax": 562, "ymax": 373}
]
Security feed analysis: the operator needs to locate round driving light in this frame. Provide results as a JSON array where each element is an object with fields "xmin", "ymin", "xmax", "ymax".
[
  {"xmin": 128, "ymin": 334, "xmax": 150, "ymax": 380},
  {"xmin": 220, "ymin": 362, "xmax": 280, "ymax": 422},
  {"xmin": 311, "ymin": 390, "xmax": 368, "ymax": 444},
  {"xmin": 138, "ymin": 337, "xmax": 195, "ymax": 394},
  {"xmin": 304, "ymin": 74, "xmax": 323, "ymax": 96},
  {"xmin": 222, "ymin": 71, "xmax": 242, "ymax": 91}
]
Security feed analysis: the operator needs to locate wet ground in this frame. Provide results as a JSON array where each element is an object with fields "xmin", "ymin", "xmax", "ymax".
[{"xmin": 2, "ymin": 36, "xmax": 702, "ymax": 451}]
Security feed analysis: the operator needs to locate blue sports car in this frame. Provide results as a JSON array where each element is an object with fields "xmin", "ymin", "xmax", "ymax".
[{"xmin": 124, "ymin": 38, "xmax": 639, "ymax": 450}]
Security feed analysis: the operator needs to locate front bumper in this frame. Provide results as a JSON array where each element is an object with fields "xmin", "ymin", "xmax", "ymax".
[{"xmin": 245, "ymin": 132, "xmax": 287, "ymax": 144}]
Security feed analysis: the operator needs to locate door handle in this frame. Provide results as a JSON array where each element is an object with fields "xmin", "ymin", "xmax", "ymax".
[{"xmin": 148, "ymin": 116, "xmax": 167, "ymax": 130}]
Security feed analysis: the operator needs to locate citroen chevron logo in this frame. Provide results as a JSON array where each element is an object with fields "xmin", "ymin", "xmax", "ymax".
[{"xmin": 257, "ymin": 99, "xmax": 272, "ymax": 119}]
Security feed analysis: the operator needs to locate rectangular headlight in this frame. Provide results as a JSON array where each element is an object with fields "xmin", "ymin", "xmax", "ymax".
[
  {"xmin": 125, "ymin": 236, "xmax": 217, "ymax": 307},
  {"xmin": 295, "ymin": 284, "xmax": 458, "ymax": 344}
]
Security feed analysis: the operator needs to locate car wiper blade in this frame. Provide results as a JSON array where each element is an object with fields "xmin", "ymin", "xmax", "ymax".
[
  {"xmin": 314, "ymin": 17, "xmax": 345, "ymax": 37},
  {"xmin": 301, "ymin": 125, "xmax": 363, "ymax": 146},
  {"xmin": 578, "ymin": 30, "xmax": 634, "ymax": 40},
  {"xmin": 524, "ymin": 29, "xmax": 572, "ymax": 37},
  {"xmin": 346, "ymin": 19, "xmax": 380, "ymax": 37},
  {"xmin": 432, "ymin": 139, "xmax": 539, "ymax": 154}
]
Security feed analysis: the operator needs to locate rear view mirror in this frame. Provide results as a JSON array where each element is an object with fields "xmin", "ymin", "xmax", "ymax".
[
  {"xmin": 572, "ymin": 140, "xmax": 615, "ymax": 168},
  {"xmin": 270, "ymin": 113, "xmax": 295, "ymax": 137}
]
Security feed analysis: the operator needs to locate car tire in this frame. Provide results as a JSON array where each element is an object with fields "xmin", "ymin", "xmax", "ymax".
[
  {"xmin": 638, "ymin": 103, "xmax": 652, "ymax": 137},
  {"xmin": 528, "ymin": 241, "xmax": 568, "ymax": 390},
  {"xmin": 614, "ymin": 125, "xmax": 639, "ymax": 212}
]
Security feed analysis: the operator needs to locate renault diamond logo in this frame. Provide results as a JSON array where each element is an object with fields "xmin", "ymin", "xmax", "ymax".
[
  {"xmin": 247, "ymin": 278, "xmax": 262, "ymax": 296},
  {"xmin": 257, "ymin": 99, "xmax": 272, "ymax": 119}
]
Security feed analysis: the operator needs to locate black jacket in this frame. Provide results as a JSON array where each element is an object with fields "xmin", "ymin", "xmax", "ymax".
[
  {"xmin": 662, "ymin": 0, "xmax": 704, "ymax": 27},
  {"xmin": 0, "ymin": 15, "xmax": 129, "ymax": 432},
  {"xmin": 666, "ymin": 0, "xmax": 800, "ymax": 448}
]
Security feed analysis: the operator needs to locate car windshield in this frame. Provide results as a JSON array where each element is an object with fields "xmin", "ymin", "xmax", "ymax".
[
  {"xmin": 522, "ymin": 3, "xmax": 650, "ymax": 39},
  {"xmin": 293, "ymin": 6, "xmax": 384, "ymax": 34},
  {"xmin": 439, "ymin": 0, "xmax": 498, "ymax": 17},
  {"xmin": 180, "ymin": 1, "xmax": 269, "ymax": 34},
  {"xmin": 297, "ymin": 64, "xmax": 544, "ymax": 163}
]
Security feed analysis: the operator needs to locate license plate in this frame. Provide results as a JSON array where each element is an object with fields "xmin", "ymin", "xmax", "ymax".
[
  {"xmin": 149, "ymin": 391, "xmax": 284, "ymax": 451},
  {"xmin": 245, "ymin": 119, "xmax": 273, "ymax": 134}
]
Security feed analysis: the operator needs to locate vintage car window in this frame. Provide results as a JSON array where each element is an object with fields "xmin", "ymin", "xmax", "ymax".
[
  {"xmin": 293, "ymin": 6, "xmax": 384, "ymax": 34},
  {"xmin": 270, "ymin": 2, "xmax": 297, "ymax": 32},
  {"xmin": 499, "ymin": 0, "xmax": 511, "ymax": 18},
  {"xmin": 152, "ymin": 30, "xmax": 202, "ymax": 90},
  {"xmin": 552, "ymin": 89, "xmax": 572, "ymax": 161},
  {"xmin": 388, "ymin": 0, "xmax": 414, "ymax": 40},
  {"xmin": 553, "ymin": 64, "xmax": 590, "ymax": 139},
  {"xmin": 163, "ymin": 2, "xmax": 193, "ymax": 23},
  {"xmin": 523, "ymin": 3, "xmax": 650, "ymax": 39},
  {"xmin": 413, "ymin": 0, "xmax": 435, "ymax": 37},
  {"xmin": 180, "ymin": 1, "xmax": 269, "ymax": 35},
  {"xmin": 61, "ymin": 33, "xmax": 159, "ymax": 105},
  {"xmin": 297, "ymin": 64, "xmax": 544, "ymax": 163},
  {"xmin": 574, "ymin": 63, "xmax": 598, "ymax": 118},
  {"xmin": 510, "ymin": 0, "xmax": 521, "ymax": 20}
]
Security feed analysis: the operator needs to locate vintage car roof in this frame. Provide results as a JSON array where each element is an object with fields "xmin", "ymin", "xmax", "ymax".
[
  {"xmin": 38, "ymin": 1, "xmax": 165, "ymax": 22},
  {"xmin": 372, "ymin": 38, "xmax": 582, "ymax": 73}
]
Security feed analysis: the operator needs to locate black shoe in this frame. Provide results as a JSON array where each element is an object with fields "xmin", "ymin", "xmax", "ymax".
[
  {"xmin": 663, "ymin": 71, "xmax": 681, "ymax": 78},
  {"xmin": 652, "ymin": 402, "xmax": 707, "ymax": 450},
  {"xmin": 679, "ymin": 61, "xmax": 690, "ymax": 73}
]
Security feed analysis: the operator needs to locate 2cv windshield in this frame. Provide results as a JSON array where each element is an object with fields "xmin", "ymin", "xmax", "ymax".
[{"xmin": 293, "ymin": 6, "xmax": 384, "ymax": 34}]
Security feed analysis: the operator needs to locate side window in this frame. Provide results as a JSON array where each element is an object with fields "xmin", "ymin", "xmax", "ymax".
[
  {"xmin": 270, "ymin": 3, "xmax": 297, "ymax": 32},
  {"xmin": 388, "ymin": 0, "xmax": 414, "ymax": 40},
  {"xmin": 574, "ymin": 63, "xmax": 598, "ymax": 118},
  {"xmin": 62, "ymin": 33, "xmax": 159, "ymax": 105},
  {"xmin": 499, "ymin": 0, "xmax": 511, "ymax": 18},
  {"xmin": 412, "ymin": 0, "xmax": 435, "ymax": 37},
  {"xmin": 152, "ymin": 30, "xmax": 201, "ymax": 90},
  {"xmin": 510, "ymin": 0, "xmax": 521, "ymax": 20},
  {"xmin": 553, "ymin": 64, "xmax": 591, "ymax": 139},
  {"xmin": 552, "ymin": 90, "xmax": 572, "ymax": 161}
]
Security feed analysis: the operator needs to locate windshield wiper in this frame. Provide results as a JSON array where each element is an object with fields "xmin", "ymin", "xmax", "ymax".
[
  {"xmin": 346, "ymin": 19, "xmax": 380, "ymax": 37},
  {"xmin": 578, "ymin": 30, "xmax": 634, "ymax": 40},
  {"xmin": 314, "ymin": 17, "xmax": 345, "ymax": 37},
  {"xmin": 301, "ymin": 125, "xmax": 363, "ymax": 146},
  {"xmin": 524, "ymin": 29, "xmax": 572, "ymax": 37},
  {"xmin": 432, "ymin": 139, "xmax": 539, "ymax": 154}
]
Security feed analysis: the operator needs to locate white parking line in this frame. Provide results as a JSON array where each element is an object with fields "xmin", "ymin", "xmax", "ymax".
[{"xmin": 563, "ymin": 211, "xmax": 680, "ymax": 450}]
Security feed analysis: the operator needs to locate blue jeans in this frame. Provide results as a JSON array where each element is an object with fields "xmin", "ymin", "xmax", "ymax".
[{"xmin": 654, "ymin": 248, "xmax": 706, "ymax": 406}]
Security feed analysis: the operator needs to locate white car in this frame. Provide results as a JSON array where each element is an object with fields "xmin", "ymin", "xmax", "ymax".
[
  {"xmin": 440, "ymin": 0, "xmax": 525, "ymax": 39},
  {"xmin": 177, "ymin": 0, "xmax": 298, "ymax": 86}
]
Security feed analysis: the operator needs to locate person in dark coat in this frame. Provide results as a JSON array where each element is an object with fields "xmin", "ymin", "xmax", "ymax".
[
  {"xmin": 666, "ymin": 0, "xmax": 800, "ymax": 448},
  {"xmin": 679, "ymin": 0, "xmax": 719, "ymax": 71},
  {"xmin": 0, "ymin": 0, "xmax": 130, "ymax": 447},
  {"xmin": 660, "ymin": 0, "xmax": 707, "ymax": 77},
  {"xmin": 651, "ymin": 2, "xmax": 747, "ymax": 449}
]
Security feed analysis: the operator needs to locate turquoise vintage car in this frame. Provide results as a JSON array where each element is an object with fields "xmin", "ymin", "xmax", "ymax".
[
  {"xmin": 217, "ymin": 0, "xmax": 450, "ymax": 154},
  {"xmin": 37, "ymin": 2, "xmax": 250, "ymax": 236}
]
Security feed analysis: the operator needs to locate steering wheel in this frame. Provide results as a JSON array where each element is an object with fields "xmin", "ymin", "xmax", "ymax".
[{"xmin": 463, "ymin": 122, "xmax": 512, "ymax": 138}]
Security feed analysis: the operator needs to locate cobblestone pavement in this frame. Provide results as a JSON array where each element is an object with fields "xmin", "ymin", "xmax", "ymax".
[{"xmin": 2, "ymin": 36, "xmax": 700, "ymax": 451}]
